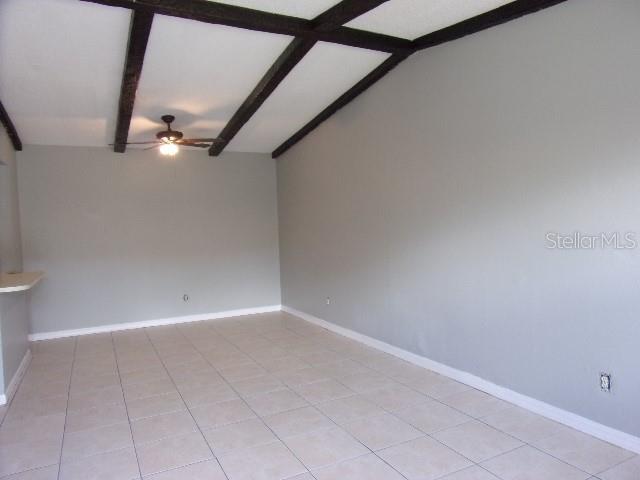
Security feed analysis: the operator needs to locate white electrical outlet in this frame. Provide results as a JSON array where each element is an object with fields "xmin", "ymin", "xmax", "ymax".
[
  {"xmin": 600, "ymin": 372, "xmax": 611, "ymax": 392},
  {"xmin": 326, "ymin": 297, "xmax": 331, "ymax": 305}
]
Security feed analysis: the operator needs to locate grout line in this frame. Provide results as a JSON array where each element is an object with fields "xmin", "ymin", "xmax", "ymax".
[
  {"xmin": 142, "ymin": 327, "xmax": 232, "ymax": 480},
  {"xmin": 17, "ymin": 313, "xmax": 636, "ymax": 480},
  {"xmin": 56, "ymin": 337, "xmax": 78, "ymax": 480},
  {"xmin": 269, "ymin": 330, "xmax": 416, "ymax": 479},
  {"xmin": 110, "ymin": 332, "xmax": 145, "ymax": 480},
  {"xmin": 171, "ymin": 321, "xmax": 315, "ymax": 479},
  {"xmin": 204, "ymin": 316, "xmax": 414, "ymax": 479},
  {"xmin": 308, "ymin": 326, "xmax": 603, "ymax": 478},
  {"xmin": 351, "ymin": 356, "xmax": 600, "ymax": 476}
]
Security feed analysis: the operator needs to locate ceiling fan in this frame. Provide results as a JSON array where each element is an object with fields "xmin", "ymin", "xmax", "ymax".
[{"xmin": 111, "ymin": 115, "xmax": 219, "ymax": 156}]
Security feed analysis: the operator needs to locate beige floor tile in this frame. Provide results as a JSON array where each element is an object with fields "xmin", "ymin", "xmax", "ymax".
[
  {"xmin": 17, "ymin": 316, "xmax": 635, "ymax": 480},
  {"xmin": 204, "ymin": 352, "xmax": 254, "ymax": 370},
  {"xmin": 313, "ymin": 453, "xmax": 405, "ymax": 480},
  {"xmin": 136, "ymin": 432, "xmax": 212, "ymax": 476},
  {"xmin": 72, "ymin": 364, "xmax": 118, "ymax": 379},
  {"xmin": 142, "ymin": 460, "xmax": 226, "ymax": 479},
  {"xmin": 377, "ymin": 436, "xmax": 473, "ymax": 480},
  {"xmin": 244, "ymin": 388, "xmax": 309, "ymax": 416},
  {"xmin": 59, "ymin": 446, "xmax": 139, "ymax": 480},
  {"xmin": 1, "ymin": 464, "xmax": 59, "ymax": 480},
  {"xmin": 216, "ymin": 440, "xmax": 307, "ymax": 480},
  {"xmin": 131, "ymin": 410, "xmax": 197, "ymax": 445},
  {"xmin": 409, "ymin": 376, "xmax": 472, "ymax": 399},
  {"xmin": 120, "ymin": 367, "xmax": 170, "ymax": 386},
  {"xmin": 439, "ymin": 465, "xmax": 500, "ymax": 479},
  {"xmin": 67, "ymin": 385, "xmax": 124, "ymax": 412},
  {"xmin": 263, "ymin": 406, "xmax": 334, "ymax": 438},
  {"xmin": 0, "ymin": 413, "xmax": 66, "ymax": 446},
  {"xmin": 363, "ymin": 384, "xmax": 429, "ymax": 412},
  {"xmin": 122, "ymin": 379, "xmax": 176, "ymax": 402},
  {"xmin": 0, "ymin": 438, "xmax": 62, "ymax": 477},
  {"xmin": 16, "ymin": 380, "xmax": 71, "ymax": 399},
  {"xmin": 284, "ymin": 474, "xmax": 315, "ymax": 480},
  {"xmin": 531, "ymin": 429, "xmax": 635, "ymax": 475},
  {"xmin": 258, "ymin": 355, "xmax": 310, "ymax": 374},
  {"xmin": 284, "ymin": 426, "xmax": 369, "ymax": 469},
  {"xmin": 337, "ymin": 372, "xmax": 400, "ymax": 394},
  {"xmin": 62, "ymin": 422, "xmax": 133, "ymax": 462},
  {"xmin": 432, "ymin": 420, "xmax": 523, "ymax": 463},
  {"xmin": 126, "ymin": 391, "xmax": 186, "ymax": 420},
  {"xmin": 315, "ymin": 359, "xmax": 370, "ymax": 379},
  {"xmin": 178, "ymin": 383, "xmax": 238, "ymax": 408},
  {"xmin": 316, "ymin": 395, "xmax": 385, "ymax": 425},
  {"xmin": 386, "ymin": 365, "xmax": 442, "ymax": 385},
  {"xmin": 343, "ymin": 412, "xmax": 423, "ymax": 450},
  {"xmin": 219, "ymin": 362, "xmax": 267, "ymax": 382},
  {"xmin": 160, "ymin": 350, "xmax": 203, "ymax": 368},
  {"xmin": 367, "ymin": 356, "xmax": 415, "ymax": 376},
  {"xmin": 190, "ymin": 398, "xmax": 256, "ymax": 429},
  {"xmin": 296, "ymin": 349, "xmax": 345, "ymax": 367},
  {"xmin": 440, "ymin": 389, "xmax": 511, "ymax": 418},
  {"xmin": 202, "ymin": 418, "xmax": 276, "ymax": 454},
  {"xmin": 230, "ymin": 375, "xmax": 285, "ymax": 398},
  {"xmin": 276, "ymin": 367, "xmax": 332, "ymax": 387},
  {"xmin": 65, "ymin": 403, "xmax": 129, "ymax": 433},
  {"xmin": 482, "ymin": 445, "xmax": 591, "ymax": 480},
  {"xmin": 69, "ymin": 373, "xmax": 120, "ymax": 395},
  {"xmin": 118, "ymin": 359, "xmax": 165, "ymax": 374},
  {"xmin": 291, "ymin": 379, "xmax": 354, "ymax": 404},
  {"xmin": 5, "ymin": 394, "xmax": 68, "ymax": 421},
  {"xmin": 169, "ymin": 370, "xmax": 225, "ymax": 391},
  {"xmin": 598, "ymin": 455, "xmax": 640, "ymax": 480},
  {"xmin": 393, "ymin": 398, "xmax": 472, "ymax": 434},
  {"xmin": 482, "ymin": 405, "xmax": 570, "ymax": 443}
]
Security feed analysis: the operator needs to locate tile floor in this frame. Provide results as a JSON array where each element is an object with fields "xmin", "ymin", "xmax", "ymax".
[{"xmin": 0, "ymin": 311, "xmax": 636, "ymax": 480}]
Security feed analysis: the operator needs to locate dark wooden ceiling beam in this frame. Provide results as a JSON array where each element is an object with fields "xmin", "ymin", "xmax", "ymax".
[
  {"xmin": 0, "ymin": 100, "xmax": 23, "ymax": 152},
  {"xmin": 80, "ymin": 0, "xmax": 411, "ymax": 54},
  {"xmin": 209, "ymin": 0, "xmax": 391, "ymax": 156},
  {"xmin": 208, "ymin": 38, "xmax": 316, "ymax": 156},
  {"xmin": 413, "ymin": 0, "xmax": 567, "ymax": 50},
  {"xmin": 272, "ymin": 0, "xmax": 569, "ymax": 158},
  {"xmin": 113, "ymin": 10, "xmax": 154, "ymax": 153},
  {"xmin": 312, "ymin": 0, "xmax": 391, "ymax": 32},
  {"xmin": 272, "ymin": 53, "xmax": 408, "ymax": 158}
]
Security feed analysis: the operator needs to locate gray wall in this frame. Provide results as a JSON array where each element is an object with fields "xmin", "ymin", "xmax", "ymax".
[
  {"xmin": 277, "ymin": 0, "xmax": 640, "ymax": 437},
  {"xmin": 0, "ymin": 127, "xmax": 23, "ymax": 272},
  {"xmin": 0, "ymin": 127, "xmax": 28, "ymax": 395},
  {"xmin": 0, "ymin": 293, "xmax": 29, "ymax": 394},
  {"xmin": 18, "ymin": 146, "xmax": 281, "ymax": 335}
]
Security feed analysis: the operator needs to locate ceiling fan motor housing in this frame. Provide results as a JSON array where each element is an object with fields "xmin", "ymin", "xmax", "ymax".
[
  {"xmin": 157, "ymin": 115, "xmax": 183, "ymax": 142},
  {"xmin": 156, "ymin": 129, "xmax": 183, "ymax": 142}
]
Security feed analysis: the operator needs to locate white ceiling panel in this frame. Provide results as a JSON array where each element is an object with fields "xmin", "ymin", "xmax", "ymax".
[
  {"xmin": 128, "ymin": 16, "xmax": 293, "ymax": 145},
  {"xmin": 0, "ymin": 0, "xmax": 130, "ymax": 146},
  {"xmin": 228, "ymin": 43, "xmax": 389, "ymax": 153},
  {"xmin": 347, "ymin": 0, "xmax": 513, "ymax": 40},
  {"xmin": 210, "ymin": 0, "xmax": 341, "ymax": 19}
]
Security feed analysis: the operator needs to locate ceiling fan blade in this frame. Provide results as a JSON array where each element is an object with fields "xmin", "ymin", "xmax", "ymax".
[
  {"xmin": 109, "ymin": 141, "xmax": 161, "ymax": 146},
  {"xmin": 179, "ymin": 142, "xmax": 209, "ymax": 148},
  {"xmin": 177, "ymin": 138, "xmax": 216, "ymax": 143},
  {"xmin": 143, "ymin": 144, "xmax": 162, "ymax": 151}
]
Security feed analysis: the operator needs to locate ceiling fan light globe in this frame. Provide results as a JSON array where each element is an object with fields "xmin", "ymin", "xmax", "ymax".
[{"xmin": 159, "ymin": 143, "xmax": 179, "ymax": 156}]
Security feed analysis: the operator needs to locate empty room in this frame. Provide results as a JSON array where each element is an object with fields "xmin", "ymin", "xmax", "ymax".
[{"xmin": 0, "ymin": 0, "xmax": 638, "ymax": 479}]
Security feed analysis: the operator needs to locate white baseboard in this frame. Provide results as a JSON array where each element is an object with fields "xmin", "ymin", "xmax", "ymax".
[
  {"xmin": 0, "ymin": 349, "xmax": 32, "ymax": 406},
  {"xmin": 282, "ymin": 305, "xmax": 640, "ymax": 454},
  {"xmin": 28, "ymin": 305, "xmax": 282, "ymax": 341}
]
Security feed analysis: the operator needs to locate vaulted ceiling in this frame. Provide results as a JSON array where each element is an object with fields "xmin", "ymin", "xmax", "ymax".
[{"xmin": 0, "ymin": 0, "xmax": 565, "ymax": 157}]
